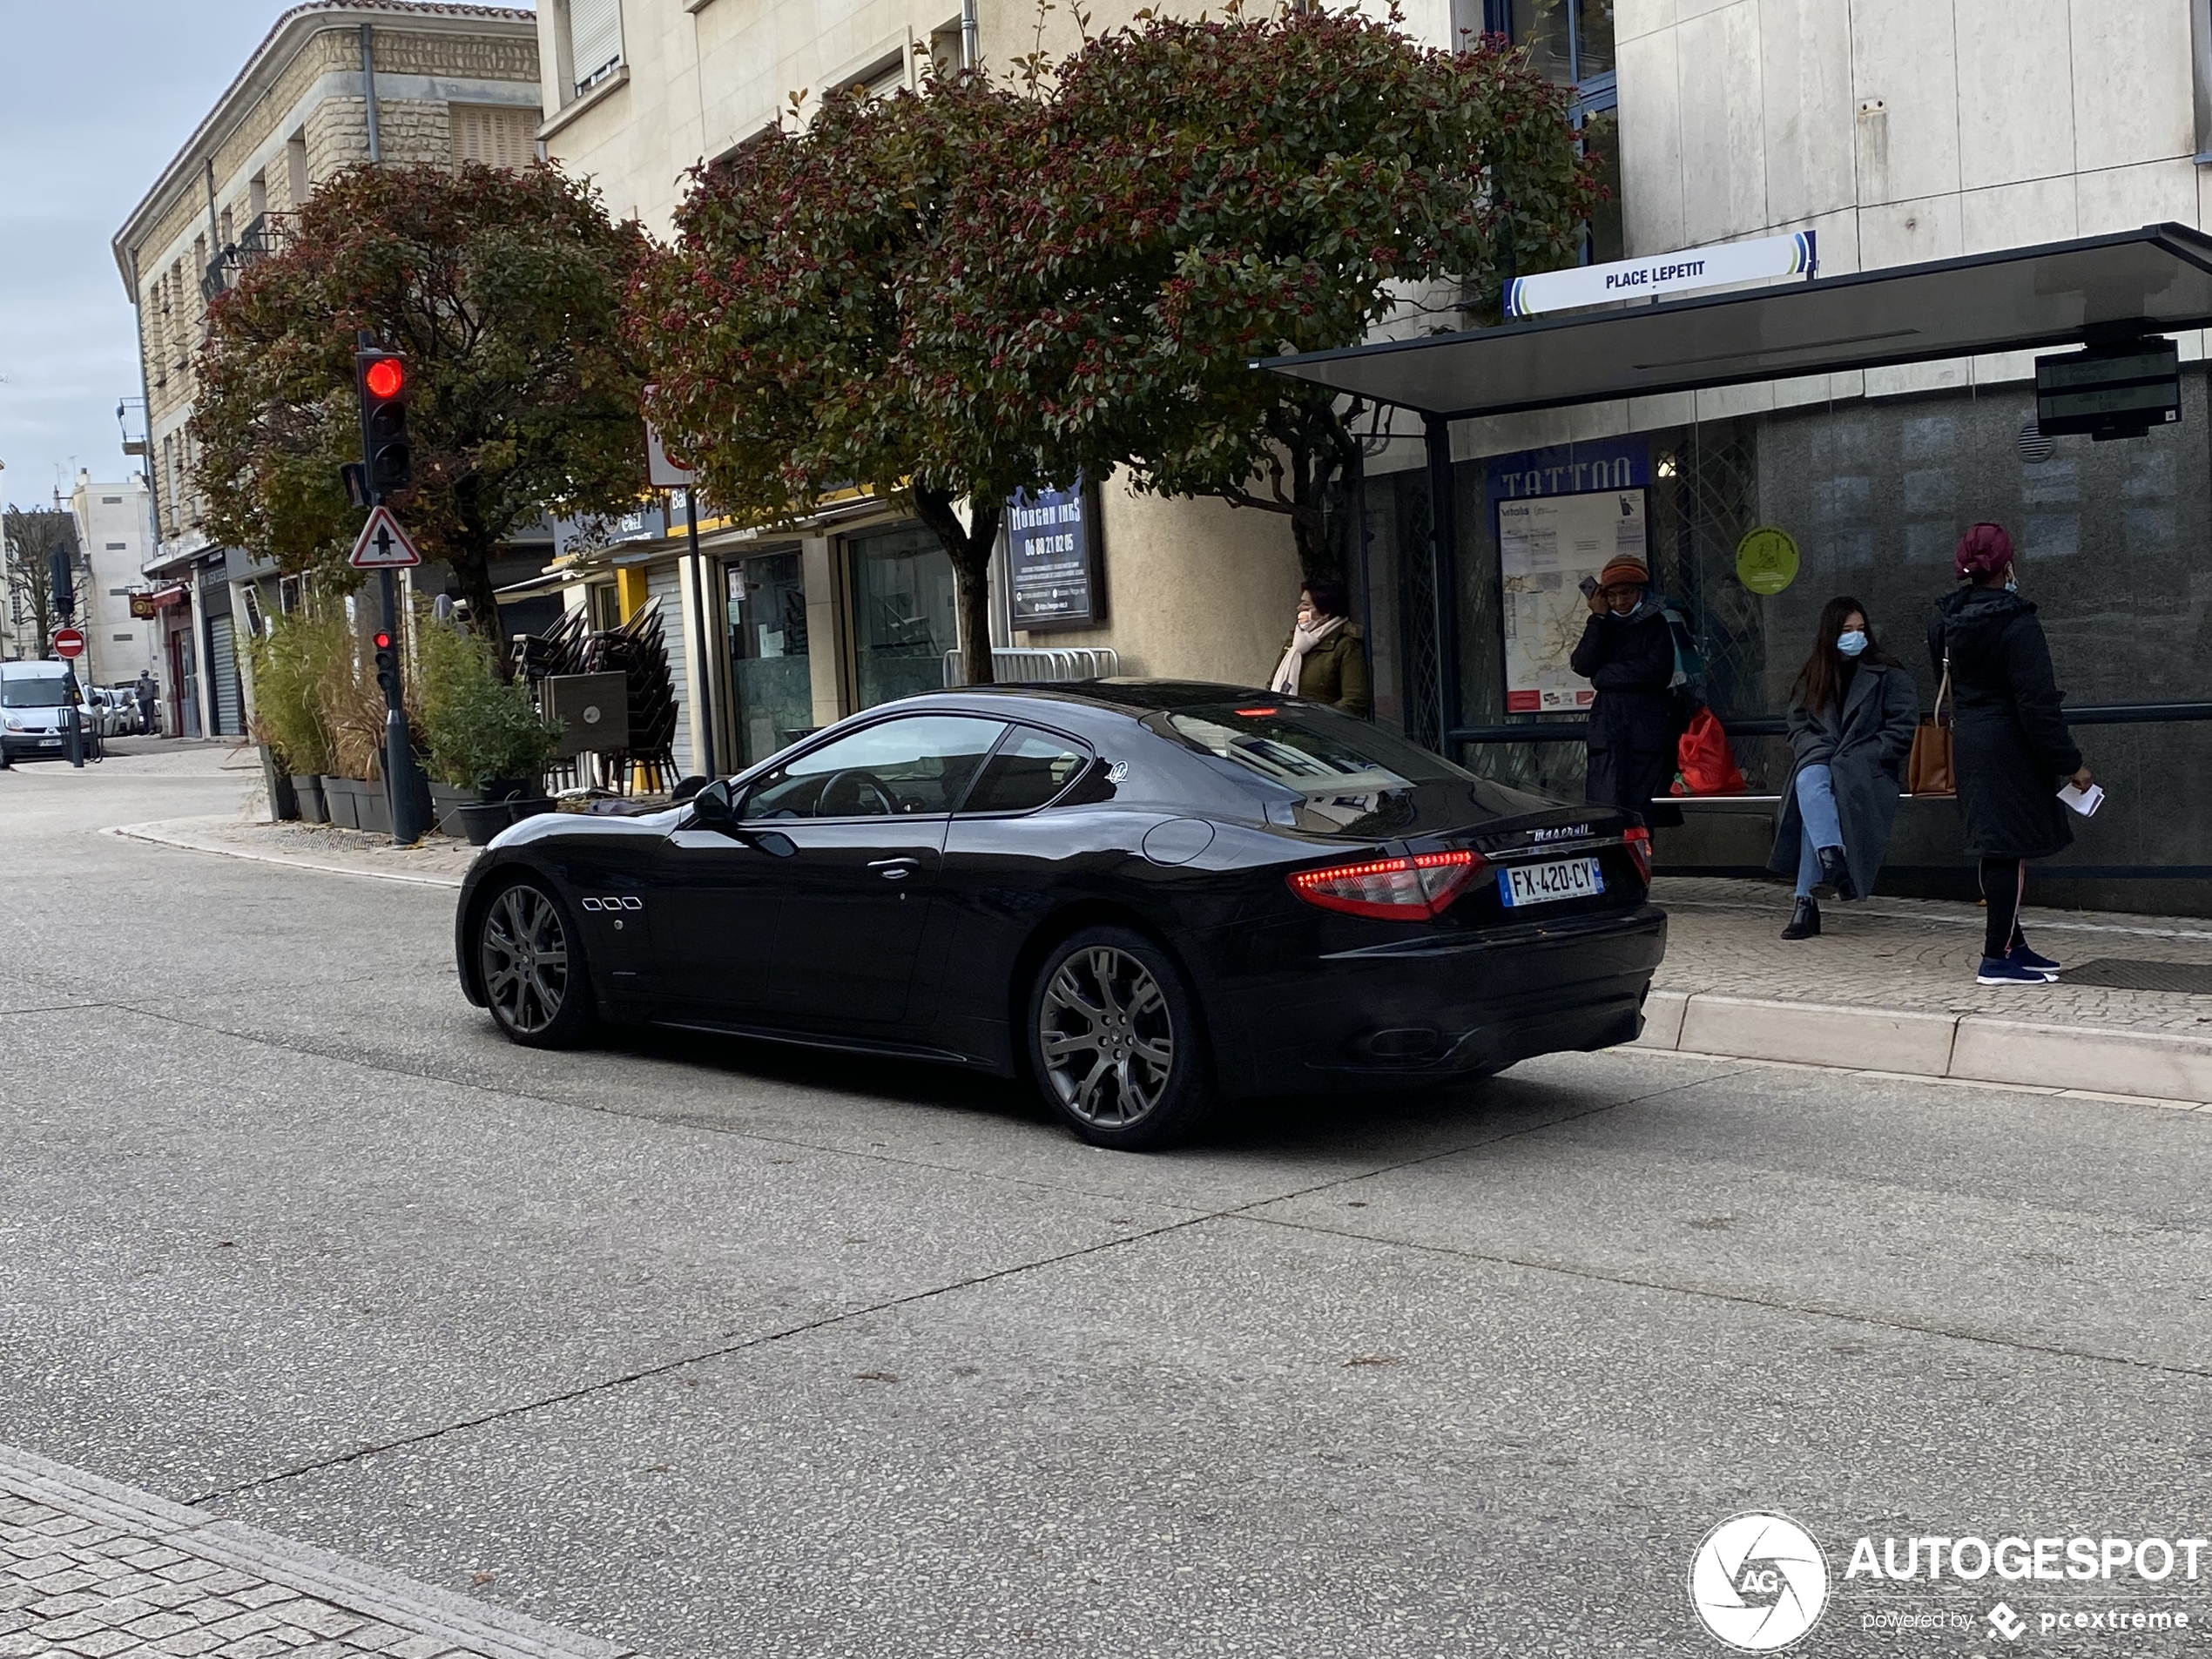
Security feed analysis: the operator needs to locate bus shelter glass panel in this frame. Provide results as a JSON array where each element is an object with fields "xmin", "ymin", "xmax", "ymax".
[
  {"xmin": 726, "ymin": 548, "xmax": 812, "ymax": 769},
  {"xmin": 848, "ymin": 523, "xmax": 957, "ymax": 711}
]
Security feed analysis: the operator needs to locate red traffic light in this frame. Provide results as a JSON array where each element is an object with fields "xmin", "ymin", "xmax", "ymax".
[
  {"xmin": 372, "ymin": 631, "xmax": 393, "ymax": 650},
  {"xmin": 363, "ymin": 357, "xmax": 405, "ymax": 400}
]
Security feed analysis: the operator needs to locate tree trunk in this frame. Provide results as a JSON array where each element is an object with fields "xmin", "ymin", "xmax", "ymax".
[
  {"xmin": 913, "ymin": 486, "xmax": 1003, "ymax": 686},
  {"xmin": 451, "ymin": 542, "xmax": 510, "ymax": 678}
]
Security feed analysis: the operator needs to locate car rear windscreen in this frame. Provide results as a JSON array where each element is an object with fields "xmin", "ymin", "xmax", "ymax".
[{"xmin": 1163, "ymin": 702, "xmax": 1468, "ymax": 792}]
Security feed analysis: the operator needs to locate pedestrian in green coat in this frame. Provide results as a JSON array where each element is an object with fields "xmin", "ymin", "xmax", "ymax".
[{"xmin": 1268, "ymin": 578, "xmax": 1371, "ymax": 717}]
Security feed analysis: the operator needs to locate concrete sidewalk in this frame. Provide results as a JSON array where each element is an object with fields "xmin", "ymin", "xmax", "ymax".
[{"xmin": 1646, "ymin": 875, "xmax": 2212, "ymax": 1105}]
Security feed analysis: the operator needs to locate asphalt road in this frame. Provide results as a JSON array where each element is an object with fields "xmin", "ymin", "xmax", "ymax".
[{"xmin": 4, "ymin": 745, "xmax": 2210, "ymax": 1658}]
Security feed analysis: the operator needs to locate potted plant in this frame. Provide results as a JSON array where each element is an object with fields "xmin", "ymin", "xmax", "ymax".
[
  {"xmin": 247, "ymin": 611, "xmax": 341, "ymax": 823},
  {"xmin": 313, "ymin": 618, "xmax": 397, "ymax": 833},
  {"xmin": 418, "ymin": 619, "xmax": 562, "ymax": 844}
]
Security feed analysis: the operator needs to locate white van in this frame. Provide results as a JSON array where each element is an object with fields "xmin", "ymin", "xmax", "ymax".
[{"xmin": 0, "ymin": 661, "xmax": 84, "ymax": 765}]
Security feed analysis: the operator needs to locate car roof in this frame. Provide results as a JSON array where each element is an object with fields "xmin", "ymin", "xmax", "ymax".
[
  {"xmin": 0, "ymin": 661, "xmax": 69, "ymax": 677},
  {"xmin": 891, "ymin": 678, "xmax": 1278, "ymax": 718}
]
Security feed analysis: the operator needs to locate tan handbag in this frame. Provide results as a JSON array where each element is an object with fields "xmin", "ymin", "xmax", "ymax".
[{"xmin": 1907, "ymin": 649, "xmax": 1955, "ymax": 797}]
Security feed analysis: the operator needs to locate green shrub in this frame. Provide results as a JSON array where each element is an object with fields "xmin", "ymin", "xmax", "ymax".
[
  {"xmin": 417, "ymin": 617, "xmax": 561, "ymax": 787},
  {"xmin": 246, "ymin": 610, "xmax": 342, "ymax": 774}
]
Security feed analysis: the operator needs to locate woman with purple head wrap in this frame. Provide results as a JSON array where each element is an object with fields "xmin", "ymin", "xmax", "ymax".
[{"xmin": 1926, "ymin": 522, "xmax": 2095, "ymax": 985}]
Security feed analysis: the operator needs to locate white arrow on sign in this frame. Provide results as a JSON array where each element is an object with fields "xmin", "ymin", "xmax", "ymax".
[{"xmin": 349, "ymin": 504, "xmax": 422, "ymax": 570}]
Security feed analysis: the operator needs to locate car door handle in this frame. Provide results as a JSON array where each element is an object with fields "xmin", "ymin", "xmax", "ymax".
[{"xmin": 867, "ymin": 857, "xmax": 921, "ymax": 880}]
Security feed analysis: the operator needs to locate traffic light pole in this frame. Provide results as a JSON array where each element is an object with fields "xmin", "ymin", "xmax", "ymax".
[{"xmin": 358, "ymin": 330, "xmax": 429, "ymax": 846}]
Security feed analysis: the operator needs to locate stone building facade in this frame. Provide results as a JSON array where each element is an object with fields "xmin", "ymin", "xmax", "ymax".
[{"xmin": 111, "ymin": 1, "xmax": 540, "ymax": 740}]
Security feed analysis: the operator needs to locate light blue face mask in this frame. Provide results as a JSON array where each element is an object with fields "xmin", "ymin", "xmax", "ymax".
[
  {"xmin": 1837, "ymin": 630, "xmax": 1868, "ymax": 658},
  {"xmin": 2004, "ymin": 577, "xmax": 2019, "ymax": 592}
]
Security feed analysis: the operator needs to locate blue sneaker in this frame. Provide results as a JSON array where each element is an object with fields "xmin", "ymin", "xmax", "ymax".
[
  {"xmin": 2008, "ymin": 941, "xmax": 2062, "ymax": 974},
  {"xmin": 1979, "ymin": 955, "xmax": 2056, "ymax": 985}
]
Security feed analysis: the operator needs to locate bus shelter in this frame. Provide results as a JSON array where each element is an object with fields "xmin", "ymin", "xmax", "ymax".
[{"xmin": 1261, "ymin": 223, "xmax": 2212, "ymax": 914}]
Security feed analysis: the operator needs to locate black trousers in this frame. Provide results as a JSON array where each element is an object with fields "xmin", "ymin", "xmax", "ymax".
[{"xmin": 1979, "ymin": 856, "xmax": 2027, "ymax": 961}]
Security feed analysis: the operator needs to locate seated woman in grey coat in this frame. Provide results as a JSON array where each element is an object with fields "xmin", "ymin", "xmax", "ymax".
[{"xmin": 1768, "ymin": 596, "xmax": 1922, "ymax": 940}]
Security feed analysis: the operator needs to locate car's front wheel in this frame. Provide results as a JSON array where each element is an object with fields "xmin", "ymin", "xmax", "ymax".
[
  {"xmin": 1027, "ymin": 926, "xmax": 1215, "ymax": 1150},
  {"xmin": 477, "ymin": 880, "xmax": 593, "ymax": 1049}
]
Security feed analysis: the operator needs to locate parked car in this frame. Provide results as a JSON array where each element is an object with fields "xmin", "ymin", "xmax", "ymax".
[
  {"xmin": 453, "ymin": 681, "xmax": 1668, "ymax": 1149},
  {"xmin": 0, "ymin": 661, "xmax": 86, "ymax": 763},
  {"xmin": 86, "ymin": 686, "xmax": 132, "ymax": 737}
]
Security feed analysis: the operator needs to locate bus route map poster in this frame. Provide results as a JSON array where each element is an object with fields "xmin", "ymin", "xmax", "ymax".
[{"xmin": 1498, "ymin": 487, "xmax": 1649, "ymax": 713}]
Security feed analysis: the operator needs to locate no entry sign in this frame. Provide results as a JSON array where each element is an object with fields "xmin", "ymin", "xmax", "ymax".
[{"xmin": 51, "ymin": 627, "xmax": 85, "ymax": 660}]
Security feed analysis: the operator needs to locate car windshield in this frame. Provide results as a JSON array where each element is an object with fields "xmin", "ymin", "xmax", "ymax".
[{"xmin": 2, "ymin": 677, "xmax": 72, "ymax": 709}]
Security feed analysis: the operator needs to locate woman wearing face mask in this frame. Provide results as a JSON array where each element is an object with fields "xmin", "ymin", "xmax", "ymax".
[
  {"xmin": 1768, "ymin": 597, "xmax": 1921, "ymax": 939},
  {"xmin": 1569, "ymin": 556, "xmax": 1685, "ymax": 826},
  {"xmin": 1928, "ymin": 523, "xmax": 2093, "ymax": 985},
  {"xmin": 1269, "ymin": 578, "xmax": 1370, "ymax": 716}
]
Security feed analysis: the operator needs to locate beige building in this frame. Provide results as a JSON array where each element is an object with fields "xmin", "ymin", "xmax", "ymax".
[
  {"xmin": 67, "ymin": 474, "xmax": 161, "ymax": 693},
  {"xmin": 111, "ymin": 0, "xmax": 541, "ymax": 739}
]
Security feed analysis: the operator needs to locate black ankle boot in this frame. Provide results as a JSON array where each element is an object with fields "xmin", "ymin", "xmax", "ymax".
[
  {"xmin": 1817, "ymin": 846, "xmax": 1858, "ymax": 901},
  {"xmin": 1781, "ymin": 896, "xmax": 1820, "ymax": 940}
]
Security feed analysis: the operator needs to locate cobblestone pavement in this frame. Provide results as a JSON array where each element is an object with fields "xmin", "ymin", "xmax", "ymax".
[
  {"xmin": 0, "ymin": 1447, "xmax": 620, "ymax": 1659},
  {"xmin": 1655, "ymin": 874, "xmax": 2212, "ymax": 1035}
]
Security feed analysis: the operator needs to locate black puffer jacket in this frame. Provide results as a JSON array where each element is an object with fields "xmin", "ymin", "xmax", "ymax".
[
  {"xmin": 1570, "ymin": 606, "xmax": 1683, "ymax": 826},
  {"xmin": 1926, "ymin": 587, "xmax": 2082, "ymax": 860}
]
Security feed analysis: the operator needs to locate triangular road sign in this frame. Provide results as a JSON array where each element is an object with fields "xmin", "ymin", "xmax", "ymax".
[{"xmin": 349, "ymin": 504, "xmax": 422, "ymax": 569}]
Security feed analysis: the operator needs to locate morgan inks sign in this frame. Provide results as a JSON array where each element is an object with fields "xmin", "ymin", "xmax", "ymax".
[{"xmin": 1007, "ymin": 475, "xmax": 1104, "ymax": 631}]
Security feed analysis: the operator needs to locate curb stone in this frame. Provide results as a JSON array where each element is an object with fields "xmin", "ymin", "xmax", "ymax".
[
  {"xmin": 0, "ymin": 1442, "xmax": 629, "ymax": 1659},
  {"xmin": 105, "ymin": 819, "xmax": 467, "ymax": 889},
  {"xmin": 1636, "ymin": 989, "xmax": 2212, "ymax": 1105}
]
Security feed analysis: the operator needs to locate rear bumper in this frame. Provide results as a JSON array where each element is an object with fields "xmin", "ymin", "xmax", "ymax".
[{"xmin": 1208, "ymin": 904, "xmax": 1668, "ymax": 1097}]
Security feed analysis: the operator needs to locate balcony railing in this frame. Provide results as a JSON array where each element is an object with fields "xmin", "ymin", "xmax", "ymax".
[{"xmin": 200, "ymin": 212, "xmax": 295, "ymax": 302}]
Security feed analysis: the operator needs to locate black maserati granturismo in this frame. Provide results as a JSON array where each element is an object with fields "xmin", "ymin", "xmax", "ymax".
[{"xmin": 455, "ymin": 680, "xmax": 1667, "ymax": 1149}]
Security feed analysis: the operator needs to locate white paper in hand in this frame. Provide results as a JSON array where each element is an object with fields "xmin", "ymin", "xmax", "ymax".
[{"xmin": 2058, "ymin": 782, "xmax": 2105, "ymax": 817}]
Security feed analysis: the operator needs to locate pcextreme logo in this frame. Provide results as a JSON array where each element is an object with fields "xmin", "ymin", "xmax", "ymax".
[{"xmin": 1689, "ymin": 1513, "xmax": 1831, "ymax": 1652}]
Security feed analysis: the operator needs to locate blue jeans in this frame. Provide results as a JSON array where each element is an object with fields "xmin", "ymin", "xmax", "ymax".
[{"xmin": 1793, "ymin": 764, "xmax": 1844, "ymax": 898}]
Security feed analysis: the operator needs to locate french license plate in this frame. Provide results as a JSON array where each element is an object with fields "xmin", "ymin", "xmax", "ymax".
[
  {"xmin": 37, "ymin": 738, "xmax": 60, "ymax": 748},
  {"xmin": 1499, "ymin": 856, "xmax": 1604, "ymax": 907}
]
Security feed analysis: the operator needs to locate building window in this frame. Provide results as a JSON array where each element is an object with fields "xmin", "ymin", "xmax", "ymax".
[
  {"xmin": 560, "ymin": 0, "xmax": 623, "ymax": 99},
  {"xmin": 452, "ymin": 105, "xmax": 537, "ymax": 169},
  {"xmin": 1497, "ymin": 0, "xmax": 1621, "ymax": 262}
]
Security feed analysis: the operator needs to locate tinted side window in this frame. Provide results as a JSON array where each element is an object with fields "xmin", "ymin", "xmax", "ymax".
[
  {"xmin": 742, "ymin": 715, "xmax": 1005, "ymax": 819},
  {"xmin": 961, "ymin": 728, "xmax": 1093, "ymax": 814}
]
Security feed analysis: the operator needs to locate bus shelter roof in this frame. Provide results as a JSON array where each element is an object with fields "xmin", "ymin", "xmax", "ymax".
[{"xmin": 1256, "ymin": 223, "xmax": 2212, "ymax": 421}]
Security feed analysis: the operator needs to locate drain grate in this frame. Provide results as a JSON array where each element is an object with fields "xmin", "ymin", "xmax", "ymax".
[{"xmin": 2061, "ymin": 958, "xmax": 2212, "ymax": 995}]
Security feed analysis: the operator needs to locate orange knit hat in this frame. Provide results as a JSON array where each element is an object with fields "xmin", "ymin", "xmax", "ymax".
[{"xmin": 1599, "ymin": 556, "xmax": 1650, "ymax": 590}]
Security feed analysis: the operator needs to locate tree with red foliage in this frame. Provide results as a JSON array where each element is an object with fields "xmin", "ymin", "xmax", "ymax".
[
  {"xmin": 192, "ymin": 163, "xmax": 649, "ymax": 651},
  {"xmin": 932, "ymin": 4, "xmax": 1601, "ymax": 580}
]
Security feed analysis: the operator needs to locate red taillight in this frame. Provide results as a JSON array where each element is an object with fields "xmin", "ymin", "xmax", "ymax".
[
  {"xmin": 1624, "ymin": 825, "xmax": 1652, "ymax": 882},
  {"xmin": 1288, "ymin": 847, "xmax": 1487, "ymax": 921}
]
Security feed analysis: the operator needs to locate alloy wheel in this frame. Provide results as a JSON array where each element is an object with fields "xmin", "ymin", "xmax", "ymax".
[
  {"xmin": 1037, "ymin": 945, "xmax": 1176, "ymax": 1128},
  {"xmin": 481, "ymin": 885, "xmax": 570, "ymax": 1036}
]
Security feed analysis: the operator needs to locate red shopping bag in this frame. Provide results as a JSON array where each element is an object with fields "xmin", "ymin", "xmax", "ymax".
[{"xmin": 1672, "ymin": 707, "xmax": 1745, "ymax": 796}]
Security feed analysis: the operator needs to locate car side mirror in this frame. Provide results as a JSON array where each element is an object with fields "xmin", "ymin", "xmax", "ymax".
[{"xmin": 689, "ymin": 779, "xmax": 738, "ymax": 833}]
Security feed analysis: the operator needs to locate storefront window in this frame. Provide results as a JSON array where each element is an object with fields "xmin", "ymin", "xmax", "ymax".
[
  {"xmin": 847, "ymin": 523, "xmax": 958, "ymax": 711},
  {"xmin": 726, "ymin": 547, "xmax": 811, "ymax": 769}
]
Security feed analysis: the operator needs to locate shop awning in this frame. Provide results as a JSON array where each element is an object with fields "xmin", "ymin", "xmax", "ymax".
[{"xmin": 1256, "ymin": 222, "xmax": 2212, "ymax": 420}]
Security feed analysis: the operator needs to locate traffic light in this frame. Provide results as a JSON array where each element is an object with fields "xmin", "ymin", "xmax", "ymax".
[
  {"xmin": 372, "ymin": 630, "xmax": 399, "ymax": 698},
  {"xmin": 355, "ymin": 348, "xmax": 412, "ymax": 496}
]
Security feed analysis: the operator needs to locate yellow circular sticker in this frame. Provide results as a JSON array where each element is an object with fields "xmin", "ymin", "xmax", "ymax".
[{"xmin": 1736, "ymin": 525, "xmax": 1800, "ymax": 596}]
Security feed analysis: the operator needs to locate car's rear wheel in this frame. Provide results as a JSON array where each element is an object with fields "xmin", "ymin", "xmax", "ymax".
[
  {"xmin": 1028, "ymin": 926, "xmax": 1214, "ymax": 1150},
  {"xmin": 477, "ymin": 880, "xmax": 593, "ymax": 1049}
]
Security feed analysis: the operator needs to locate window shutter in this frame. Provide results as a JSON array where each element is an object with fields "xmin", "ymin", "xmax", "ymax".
[
  {"xmin": 567, "ymin": 0, "xmax": 622, "ymax": 93},
  {"xmin": 451, "ymin": 105, "xmax": 536, "ymax": 169}
]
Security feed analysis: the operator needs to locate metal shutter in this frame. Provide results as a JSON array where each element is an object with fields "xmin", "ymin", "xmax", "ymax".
[
  {"xmin": 208, "ymin": 614, "xmax": 244, "ymax": 736},
  {"xmin": 567, "ymin": 0, "xmax": 622, "ymax": 93}
]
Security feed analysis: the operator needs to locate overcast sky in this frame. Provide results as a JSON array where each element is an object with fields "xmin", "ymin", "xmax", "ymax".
[{"xmin": 0, "ymin": 2, "xmax": 530, "ymax": 512}]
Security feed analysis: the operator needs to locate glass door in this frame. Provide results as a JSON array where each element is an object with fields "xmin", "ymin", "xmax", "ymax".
[
  {"xmin": 846, "ymin": 523, "xmax": 958, "ymax": 711},
  {"xmin": 725, "ymin": 547, "xmax": 813, "ymax": 769}
]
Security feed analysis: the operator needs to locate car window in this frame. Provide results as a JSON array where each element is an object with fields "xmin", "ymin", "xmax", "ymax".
[
  {"xmin": 960, "ymin": 727, "xmax": 1093, "ymax": 814},
  {"xmin": 1161, "ymin": 702, "xmax": 1472, "ymax": 792},
  {"xmin": 742, "ymin": 714, "xmax": 1006, "ymax": 819},
  {"xmin": 1, "ymin": 677, "xmax": 72, "ymax": 709}
]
